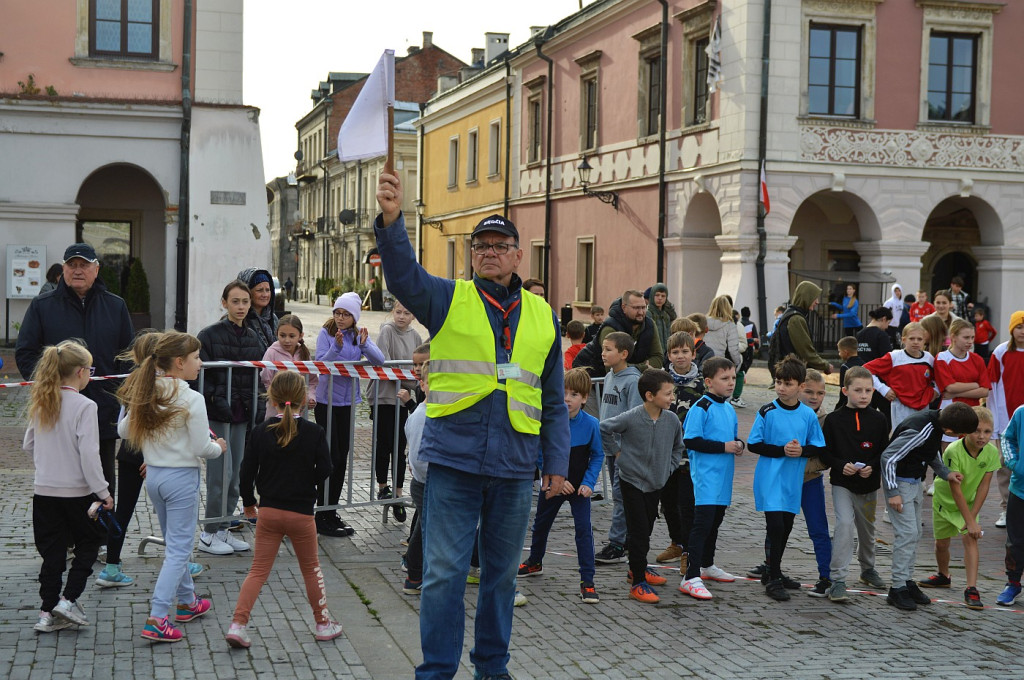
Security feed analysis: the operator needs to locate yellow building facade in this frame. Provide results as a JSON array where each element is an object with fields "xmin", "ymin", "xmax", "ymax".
[{"xmin": 418, "ymin": 67, "xmax": 512, "ymax": 279}]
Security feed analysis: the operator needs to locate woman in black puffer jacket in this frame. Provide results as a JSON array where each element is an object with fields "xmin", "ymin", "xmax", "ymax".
[{"xmin": 195, "ymin": 279, "xmax": 265, "ymax": 557}]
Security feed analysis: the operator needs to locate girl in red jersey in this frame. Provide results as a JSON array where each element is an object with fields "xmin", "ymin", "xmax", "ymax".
[
  {"xmin": 973, "ymin": 307, "xmax": 997, "ymax": 363},
  {"xmin": 865, "ymin": 322, "xmax": 939, "ymax": 430},
  {"xmin": 988, "ymin": 311, "xmax": 1024, "ymax": 527},
  {"xmin": 935, "ymin": 318, "xmax": 991, "ymax": 452}
]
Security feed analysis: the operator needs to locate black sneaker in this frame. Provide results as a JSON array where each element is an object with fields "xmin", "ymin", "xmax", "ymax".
[
  {"xmin": 392, "ymin": 504, "xmax": 407, "ymax": 523},
  {"xmin": 905, "ymin": 580, "xmax": 931, "ymax": 605},
  {"xmin": 377, "ymin": 486, "xmax": 393, "ymax": 500},
  {"xmin": 316, "ymin": 516, "xmax": 347, "ymax": 537},
  {"xmin": 780, "ymin": 574, "xmax": 802, "ymax": 590},
  {"xmin": 887, "ymin": 586, "xmax": 917, "ymax": 611},
  {"xmin": 918, "ymin": 572, "xmax": 951, "ymax": 588},
  {"xmin": 336, "ymin": 519, "xmax": 355, "ymax": 536},
  {"xmin": 765, "ymin": 578, "xmax": 791, "ymax": 601},
  {"xmin": 518, "ymin": 560, "xmax": 544, "ymax": 577},
  {"xmin": 592, "ymin": 492, "xmax": 604, "ymax": 501},
  {"xmin": 580, "ymin": 581, "xmax": 600, "ymax": 604},
  {"xmin": 747, "ymin": 563, "xmax": 767, "ymax": 579},
  {"xmin": 808, "ymin": 577, "xmax": 831, "ymax": 598},
  {"xmin": 964, "ymin": 587, "xmax": 984, "ymax": 610},
  {"xmin": 594, "ymin": 544, "xmax": 627, "ymax": 564}
]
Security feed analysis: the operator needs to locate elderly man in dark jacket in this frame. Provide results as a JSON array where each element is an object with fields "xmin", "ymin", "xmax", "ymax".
[{"xmin": 16, "ymin": 243, "xmax": 134, "ymax": 499}]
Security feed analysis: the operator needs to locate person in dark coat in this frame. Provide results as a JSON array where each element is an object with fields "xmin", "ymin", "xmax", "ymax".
[{"xmin": 236, "ymin": 267, "xmax": 278, "ymax": 352}]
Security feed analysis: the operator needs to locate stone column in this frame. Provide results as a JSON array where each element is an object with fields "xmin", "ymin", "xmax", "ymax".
[
  {"xmin": 854, "ymin": 240, "xmax": 930, "ymax": 305},
  {"xmin": 973, "ymin": 246, "xmax": 1024, "ymax": 326}
]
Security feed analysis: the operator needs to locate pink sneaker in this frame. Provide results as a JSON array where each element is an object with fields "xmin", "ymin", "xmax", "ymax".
[
  {"xmin": 175, "ymin": 597, "xmax": 212, "ymax": 622},
  {"xmin": 679, "ymin": 577, "xmax": 714, "ymax": 600},
  {"xmin": 314, "ymin": 619, "xmax": 343, "ymax": 641},
  {"xmin": 140, "ymin": 616, "xmax": 183, "ymax": 643}
]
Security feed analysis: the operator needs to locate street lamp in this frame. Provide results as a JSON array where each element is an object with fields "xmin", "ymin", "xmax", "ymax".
[{"xmin": 577, "ymin": 156, "xmax": 619, "ymax": 210}]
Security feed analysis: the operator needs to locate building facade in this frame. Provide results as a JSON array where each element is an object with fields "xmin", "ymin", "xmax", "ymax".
[{"xmin": 0, "ymin": 0, "xmax": 269, "ymax": 332}]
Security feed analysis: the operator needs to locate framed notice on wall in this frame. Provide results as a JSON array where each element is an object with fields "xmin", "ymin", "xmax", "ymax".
[{"xmin": 6, "ymin": 245, "xmax": 46, "ymax": 299}]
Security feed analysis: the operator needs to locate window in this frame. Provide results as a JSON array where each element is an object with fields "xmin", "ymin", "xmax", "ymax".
[
  {"xmin": 466, "ymin": 129, "xmax": 479, "ymax": 183},
  {"xmin": 446, "ymin": 239, "xmax": 456, "ymax": 279},
  {"xmin": 530, "ymin": 241, "xmax": 546, "ymax": 281},
  {"xmin": 90, "ymin": 0, "xmax": 159, "ymax": 59},
  {"xmin": 644, "ymin": 55, "xmax": 661, "ymax": 137},
  {"xmin": 693, "ymin": 37, "xmax": 710, "ymax": 124},
  {"xmin": 448, "ymin": 136, "xmax": 459, "ymax": 188},
  {"xmin": 927, "ymin": 33, "xmax": 977, "ymax": 123},
  {"xmin": 78, "ymin": 220, "xmax": 132, "ymax": 288},
  {"xmin": 527, "ymin": 96, "xmax": 542, "ymax": 164},
  {"xmin": 582, "ymin": 76, "xmax": 598, "ymax": 150},
  {"xmin": 488, "ymin": 121, "xmax": 501, "ymax": 177},
  {"xmin": 463, "ymin": 236, "xmax": 473, "ymax": 280},
  {"xmin": 575, "ymin": 237, "xmax": 595, "ymax": 304},
  {"xmin": 808, "ymin": 24, "xmax": 861, "ymax": 117}
]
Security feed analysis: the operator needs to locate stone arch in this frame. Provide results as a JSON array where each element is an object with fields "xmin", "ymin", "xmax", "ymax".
[
  {"xmin": 921, "ymin": 195, "xmax": 1003, "ymax": 301},
  {"xmin": 665, "ymin": 188, "xmax": 723, "ymax": 314}
]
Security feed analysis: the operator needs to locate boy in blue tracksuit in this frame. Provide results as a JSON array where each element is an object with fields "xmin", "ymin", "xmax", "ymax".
[
  {"xmin": 520, "ymin": 368, "xmax": 604, "ymax": 603},
  {"xmin": 749, "ymin": 355, "xmax": 827, "ymax": 601}
]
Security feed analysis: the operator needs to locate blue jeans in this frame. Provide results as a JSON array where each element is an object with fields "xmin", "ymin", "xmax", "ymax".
[
  {"xmin": 204, "ymin": 421, "xmax": 247, "ymax": 532},
  {"xmin": 802, "ymin": 476, "xmax": 833, "ymax": 580},
  {"xmin": 605, "ymin": 455, "xmax": 627, "ymax": 546},
  {"xmin": 147, "ymin": 466, "xmax": 200, "ymax": 619},
  {"xmin": 417, "ymin": 464, "xmax": 533, "ymax": 680},
  {"xmin": 526, "ymin": 489, "xmax": 595, "ymax": 582}
]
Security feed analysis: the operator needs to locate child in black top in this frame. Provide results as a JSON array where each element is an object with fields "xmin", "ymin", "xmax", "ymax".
[{"xmin": 835, "ymin": 336, "xmax": 863, "ymax": 411}]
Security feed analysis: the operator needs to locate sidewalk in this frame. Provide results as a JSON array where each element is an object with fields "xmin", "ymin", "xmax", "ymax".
[{"xmin": 0, "ymin": 313, "xmax": 1021, "ymax": 678}]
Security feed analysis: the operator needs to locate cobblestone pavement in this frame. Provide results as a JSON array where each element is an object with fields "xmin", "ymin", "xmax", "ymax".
[{"xmin": 1, "ymin": 306, "xmax": 1022, "ymax": 678}]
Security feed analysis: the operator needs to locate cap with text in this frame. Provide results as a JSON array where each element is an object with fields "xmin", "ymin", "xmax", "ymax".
[
  {"xmin": 63, "ymin": 243, "xmax": 99, "ymax": 264},
  {"xmin": 471, "ymin": 214, "xmax": 519, "ymax": 243}
]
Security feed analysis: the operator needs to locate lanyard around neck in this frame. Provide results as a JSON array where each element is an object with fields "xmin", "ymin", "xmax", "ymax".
[{"xmin": 476, "ymin": 286, "xmax": 520, "ymax": 354}]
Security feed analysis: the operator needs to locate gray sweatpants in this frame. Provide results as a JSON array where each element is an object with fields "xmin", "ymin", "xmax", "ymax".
[
  {"xmin": 888, "ymin": 479, "xmax": 924, "ymax": 586},
  {"xmin": 829, "ymin": 486, "xmax": 878, "ymax": 582}
]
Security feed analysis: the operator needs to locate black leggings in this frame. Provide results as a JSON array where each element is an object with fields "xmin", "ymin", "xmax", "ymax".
[
  {"xmin": 661, "ymin": 466, "xmax": 696, "ymax": 547},
  {"xmin": 374, "ymin": 404, "xmax": 408, "ymax": 489},
  {"xmin": 685, "ymin": 505, "xmax": 727, "ymax": 580},
  {"xmin": 106, "ymin": 448, "xmax": 146, "ymax": 565},
  {"xmin": 34, "ymin": 495, "xmax": 104, "ymax": 612},
  {"xmin": 314, "ymin": 403, "xmax": 352, "ymax": 509},
  {"xmin": 765, "ymin": 511, "xmax": 796, "ymax": 581}
]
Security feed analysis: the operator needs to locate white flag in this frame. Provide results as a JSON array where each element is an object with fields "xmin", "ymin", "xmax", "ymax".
[
  {"xmin": 337, "ymin": 50, "xmax": 395, "ymax": 162},
  {"xmin": 706, "ymin": 17, "xmax": 722, "ymax": 93}
]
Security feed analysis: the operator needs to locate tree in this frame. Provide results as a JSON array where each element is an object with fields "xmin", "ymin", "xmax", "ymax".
[{"xmin": 125, "ymin": 258, "xmax": 150, "ymax": 314}]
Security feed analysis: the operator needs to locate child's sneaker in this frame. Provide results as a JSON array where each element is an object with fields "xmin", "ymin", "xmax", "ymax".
[
  {"xmin": 997, "ymin": 582, "xmax": 1022, "ymax": 606},
  {"xmin": 140, "ymin": 616, "xmax": 183, "ymax": 642},
  {"xmin": 225, "ymin": 622, "xmax": 251, "ymax": 648},
  {"xmin": 34, "ymin": 610, "xmax": 73, "ymax": 633},
  {"xmin": 886, "ymin": 586, "xmax": 917, "ymax": 611},
  {"xmin": 175, "ymin": 596, "xmax": 211, "ymax": 622},
  {"xmin": 517, "ymin": 560, "xmax": 543, "ymax": 577},
  {"xmin": 828, "ymin": 580, "xmax": 849, "ymax": 603},
  {"xmin": 96, "ymin": 563, "xmax": 134, "ymax": 588},
  {"xmin": 466, "ymin": 567, "xmax": 480, "ymax": 585},
  {"xmin": 679, "ymin": 552, "xmax": 688, "ymax": 576},
  {"xmin": 964, "ymin": 587, "xmax": 984, "ymax": 610},
  {"xmin": 808, "ymin": 577, "xmax": 831, "ymax": 598},
  {"xmin": 918, "ymin": 572, "xmax": 952, "ymax": 588},
  {"xmin": 579, "ymin": 581, "xmax": 600, "ymax": 604},
  {"xmin": 859, "ymin": 568, "xmax": 885, "ymax": 588},
  {"xmin": 52, "ymin": 597, "xmax": 89, "ymax": 626},
  {"xmin": 765, "ymin": 578, "xmax": 791, "ymax": 601},
  {"xmin": 513, "ymin": 591, "xmax": 527, "ymax": 607},
  {"xmin": 403, "ymin": 578, "xmax": 422, "ymax": 595},
  {"xmin": 199, "ymin": 531, "xmax": 233, "ymax": 555},
  {"xmin": 780, "ymin": 574, "xmax": 802, "ymax": 590},
  {"xmin": 315, "ymin": 620, "xmax": 344, "ymax": 641},
  {"xmin": 656, "ymin": 544, "xmax": 683, "ymax": 563},
  {"xmin": 700, "ymin": 565, "xmax": 736, "ymax": 583},
  {"xmin": 216, "ymin": 529, "xmax": 250, "ymax": 552},
  {"xmin": 188, "ymin": 562, "xmax": 205, "ymax": 577},
  {"xmin": 594, "ymin": 543, "xmax": 627, "ymax": 564},
  {"xmin": 678, "ymin": 577, "xmax": 712, "ymax": 600},
  {"xmin": 905, "ymin": 580, "xmax": 931, "ymax": 606},
  {"xmin": 626, "ymin": 568, "xmax": 667, "ymax": 586},
  {"xmin": 629, "ymin": 582, "xmax": 659, "ymax": 604},
  {"xmin": 746, "ymin": 563, "xmax": 767, "ymax": 579}
]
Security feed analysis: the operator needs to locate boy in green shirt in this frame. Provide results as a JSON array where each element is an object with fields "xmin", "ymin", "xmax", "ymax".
[{"xmin": 918, "ymin": 406, "xmax": 1001, "ymax": 609}]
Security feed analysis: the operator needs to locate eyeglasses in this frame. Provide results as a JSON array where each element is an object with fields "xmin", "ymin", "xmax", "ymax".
[
  {"xmin": 333, "ymin": 309, "xmax": 353, "ymax": 318},
  {"xmin": 470, "ymin": 242, "xmax": 517, "ymax": 256},
  {"xmin": 627, "ymin": 304, "xmax": 648, "ymax": 311}
]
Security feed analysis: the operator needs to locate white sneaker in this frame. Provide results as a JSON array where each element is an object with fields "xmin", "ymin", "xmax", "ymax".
[
  {"xmin": 926, "ymin": 483, "xmax": 935, "ymax": 496},
  {"xmin": 700, "ymin": 564, "xmax": 736, "ymax": 583},
  {"xmin": 730, "ymin": 397, "xmax": 748, "ymax": 408},
  {"xmin": 513, "ymin": 591, "xmax": 527, "ymax": 607},
  {"xmin": 314, "ymin": 619, "xmax": 344, "ymax": 641},
  {"xmin": 679, "ymin": 577, "xmax": 713, "ymax": 600},
  {"xmin": 199, "ymin": 532, "xmax": 233, "ymax": 555},
  {"xmin": 225, "ymin": 623, "xmax": 251, "ymax": 648},
  {"xmin": 996, "ymin": 511, "xmax": 1007, "ymax": 528},
  {"xmin": 34, "ymin": 610, "xmax": 73, "ymax": 633},
  {"xmin": 52, "ymin": 597, "xmax": 89, "ymax": 626},
  {"xmin": 216, "ymin": 530, "xmax": 250, "ymax": 552}
]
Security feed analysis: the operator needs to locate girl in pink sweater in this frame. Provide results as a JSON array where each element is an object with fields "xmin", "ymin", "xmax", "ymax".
[
  {"xmin": 25, "ymin": 340, "xmax": 111, "ymax": 633},
  {"xmin": 260, "ymin": 314, "xmax": 317, "ymax": 418}
]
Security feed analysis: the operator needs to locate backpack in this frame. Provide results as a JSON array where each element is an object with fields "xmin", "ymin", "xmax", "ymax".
[{"xmin": 767, "ymin": 309, "xmax": 801, "ymax": 379}]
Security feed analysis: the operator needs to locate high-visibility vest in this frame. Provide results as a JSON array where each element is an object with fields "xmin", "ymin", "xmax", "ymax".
[{"xmin": 427, "ymin": 279, "xmax": 554, "ymax": 434}]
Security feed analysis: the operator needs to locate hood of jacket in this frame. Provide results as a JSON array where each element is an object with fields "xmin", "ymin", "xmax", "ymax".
[
  {"xmin": 237, "ymin": 267, "xmax": 276, "ymax": 312},
  {"xmin": 792, "ymin": 281, "xmax": 822, "ymax": 311}
]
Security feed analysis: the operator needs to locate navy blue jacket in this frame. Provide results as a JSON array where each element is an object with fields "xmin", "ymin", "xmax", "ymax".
[
  {"xmin": 373, "ymin": 213, "xmax": 570, "ymax": 480},
  {"xmin": 15, "ymin": 277, "xmax": 134, "ymax": 439}
]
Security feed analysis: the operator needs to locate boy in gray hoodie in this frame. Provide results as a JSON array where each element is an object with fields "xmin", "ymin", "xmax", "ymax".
[
  {"xmin": 600, "ymin": 369, "xmax": 685, "ymax": 603},
  {"xmin": 594, "ymin": 332, "xmax": 644, "ymax": 565}
]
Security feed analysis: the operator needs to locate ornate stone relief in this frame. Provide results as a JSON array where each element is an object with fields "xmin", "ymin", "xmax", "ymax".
[{"xmin": 800, "ymin": 126, "xmax": 1024, "ymax": 171}]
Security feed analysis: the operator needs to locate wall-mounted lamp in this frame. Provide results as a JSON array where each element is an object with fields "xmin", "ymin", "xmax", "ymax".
[{"xmin": 577, "ymin": 156, "xmax": 619, "ymax": 210}]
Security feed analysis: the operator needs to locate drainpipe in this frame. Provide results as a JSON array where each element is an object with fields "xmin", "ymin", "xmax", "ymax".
[
  {"xmin": 174, "ymin": 0, "xmax": 192, "ymax": 332},
  {"xmin": 417, "ymin": 102, "xmax": 425, "ymax": 263},
  {"xmin": 755, "ymin": 2, "xmax": 772, "ymax": 342},
  {"xmin": 656, "ymin": 0, "xmax": 668, "ymax": 284},
  {"xmin": 535, "ymin": 30, "xmax": 554, "ymax": 299},
  {"xmin": 504, "ymin": 55, "xmax": 512, "ymax": 217}
]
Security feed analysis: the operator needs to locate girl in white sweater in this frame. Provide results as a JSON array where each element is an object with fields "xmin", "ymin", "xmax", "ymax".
[
  {"xmin": 26, "ymin": 340, "xmax": 111, "ymax": 633},
  {"xmin": 118, "ymin": 331, "xmax": 226, "ymax": 643}
]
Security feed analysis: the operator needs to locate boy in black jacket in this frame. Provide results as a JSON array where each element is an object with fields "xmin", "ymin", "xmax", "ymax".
[
  {"xmin": 821, "ymin": 367, "xmax": 890, "ymax": 602},
  {"xmin": 881, "ymin": 402, "xmax": 976, "ymax": 610}
]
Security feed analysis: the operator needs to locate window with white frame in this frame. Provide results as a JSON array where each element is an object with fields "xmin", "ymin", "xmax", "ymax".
[
  {"xmin": 575, "ymin": 237, "xmax": 595, "ymax": 305},
  {"xmin": 446, "ymin": 239, "xmax": 456, "ymax": 279},
  {"xmin": 527, "ymin": 95, "xmax": 542, "ymax": 164},
  {"xmin": 678, "ymin": 2, "xmax": 716, "ymax": 128},
  {"xmin": 633, "ymin": 24, "xmax": 662, "ymax": 138},
  {"xmin": 530, "ymin": 240, "xmax": 546, "ymax": 281},
  {"xmin": 488, "ymin": 120, "xmax": 501, "ymax": 177},
  {"xmin": 448, "ymin": 136, "xmax": 459, "ymax": 188},
  {"xmin": 466, "ymin": 129, "xmax": 479, "ymax": 183},
  {"xmin": 575, "ymin": 50, "xmax": 602, "ymax": 152}
]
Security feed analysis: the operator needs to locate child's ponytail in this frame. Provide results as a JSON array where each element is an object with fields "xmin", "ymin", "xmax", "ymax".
[
  {"xmin": 266, "ymin": 370, "xmax": 308, "ymax": 447},
  {"xmin": 117, "ymin": 331, "xmax": 200, "ymax": 445},
  {"xmin": 28, "ymin": 340, "xmax": 93, "ymax": 430}
]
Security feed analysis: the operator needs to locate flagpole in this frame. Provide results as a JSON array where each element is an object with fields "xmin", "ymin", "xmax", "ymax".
[{"xmin": 385, "ymin": 104, "xmax": 394, "ymax": 175}]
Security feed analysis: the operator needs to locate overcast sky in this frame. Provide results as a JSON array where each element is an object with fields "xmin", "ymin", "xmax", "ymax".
[{"xmin": 244, "ymin": 1, "xmax": 586, "ymax": 183}]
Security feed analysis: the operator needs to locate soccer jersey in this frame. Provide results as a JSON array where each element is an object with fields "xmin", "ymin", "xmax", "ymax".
[
  {"xmin": 987, "ymin": 344, "xmax": 1024, "ymax": 436},
  {"xmin": 935, "ymin": 350, "xmax": 990, "ymax": 407},
  {"xmin": 683, "ymin": 393, "xmax": 738, "ymax": 506},
  {"xmin": 749, "ymin": 399, "xmax": 826, "ymax": 514},
  {"xmin": 865, "ymin": 349, "xmax": 936, "ymax": 410},
  {"xmin": 931, "ymin": 438, "xmax": 1000, "ymax": 533}
]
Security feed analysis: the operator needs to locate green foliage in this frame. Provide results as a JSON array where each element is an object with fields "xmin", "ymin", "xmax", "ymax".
[
  {"xmin": 17, "ymin": 74, "xmax": 39, "ymax": 95},
  {"xmin": 315, "ymin": 277, "xmax": 336, "ymax": 296},
  {"xmin": 340, "ymin": 276, "xmax": 368, "ymax": 297},
  {"xmin": 99, "ymin": 265, "xmax": 121, "ymax": 296},
  {"xmin": 45, "ymin": 85, "xmax": 57, "ymax": 96},
  {"xmin": 125, "ymin": 259, "xmax": 150, "ymax": 314}
]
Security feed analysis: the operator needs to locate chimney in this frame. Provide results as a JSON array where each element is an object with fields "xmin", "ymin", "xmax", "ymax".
[
  {"xmin": 422, "ymin": 31, "xmax": 433, "ymax": 48},
  {"xmin": 471, "ymin": 48, "xmax": 485, "ymax": 66},
  {"xmin": 437, "ymin": 74, "xmax": 458, "ymax": 93},
  {"xmin": 484, "ymin": 32, "xmax": 510, "ymax": 64},
  {"xmin": 407, "ymin": 45, "xmax": 420, "ymax": 55}
]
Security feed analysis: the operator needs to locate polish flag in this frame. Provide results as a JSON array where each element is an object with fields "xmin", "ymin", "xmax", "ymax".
[
  {"xmin": 337, "ymin": 50, "xmax": 395, "ymax": 163},
  {"xmin": 760, "ymin": 159, "xmax": 770, "ymax": 216}
]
